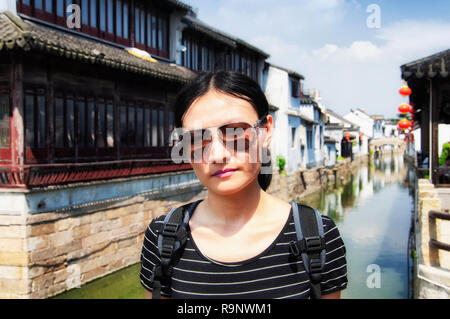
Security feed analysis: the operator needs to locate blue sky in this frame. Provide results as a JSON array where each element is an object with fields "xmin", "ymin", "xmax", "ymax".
[{"xmin": 184, "ymin": 0, "xmax": 450, "ymax": 118}]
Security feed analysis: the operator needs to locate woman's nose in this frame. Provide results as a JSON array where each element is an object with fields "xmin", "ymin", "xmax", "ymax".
[{"xmin": 204, "ymin": 130, "xmax": 231, "ymax": 163}]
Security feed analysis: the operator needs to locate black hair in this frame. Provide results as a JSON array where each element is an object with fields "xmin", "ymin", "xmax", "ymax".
[{"xmin": 173, "ymin": 71, "xmax": 272, "ymax": 191}]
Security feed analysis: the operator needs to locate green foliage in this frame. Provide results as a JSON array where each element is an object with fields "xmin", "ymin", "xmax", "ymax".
[
  {"xmin": 439, "ymin": 142, "xmax": 450, "ymax": 166},
  {"xmin": 276, "ymin": 155, "xmax": 286, "ymax": 175}
]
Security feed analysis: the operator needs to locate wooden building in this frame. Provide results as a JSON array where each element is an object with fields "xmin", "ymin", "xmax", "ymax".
[
  {"xmin": 0, "ymin": 0, "xmax": 269, "ymax": 189},
  {"xmin": 401, "ymin": 49, "xmax": 450, "ymax": 187},
  {"xmin": 0, "ymin": 0, "xmax": 272, "ymax": 299}
]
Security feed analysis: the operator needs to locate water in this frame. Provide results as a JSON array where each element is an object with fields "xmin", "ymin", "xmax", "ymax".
[
  {"xmin": 54, "ymin": 154, "xmax": 414, "ymax": 299},
  {"xmin": 297, "ymin": 154, "xmax": 415, "ymax": 299}
]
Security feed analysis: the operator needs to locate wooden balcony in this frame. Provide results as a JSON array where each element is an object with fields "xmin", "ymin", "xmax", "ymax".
[{"xmin": 0, "ymin": 159, "xmax": 192, "ymax": 189}]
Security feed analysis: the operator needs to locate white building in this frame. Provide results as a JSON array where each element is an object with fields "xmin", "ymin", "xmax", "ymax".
[
  {"xmin": 324, "ymin": 109, "xmax": 359, "ymax": 158},
  {"xmin": 263, "ymin": 63, "xmax": 326, "ymax": 173},
  {"xmin": 344, "ymin": 108, "xmax": 373, "ymax": 156}
]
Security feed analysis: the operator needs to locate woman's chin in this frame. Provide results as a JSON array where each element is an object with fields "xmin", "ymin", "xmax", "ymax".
[{"xmin": 207, "ymin": 176, "xmax": 255, "ymax": 195}]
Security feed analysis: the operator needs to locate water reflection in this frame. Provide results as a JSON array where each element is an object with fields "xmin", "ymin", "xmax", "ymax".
[{"xmin": 297, "ymin": 154, "xmax": 414, "ymax": 299}]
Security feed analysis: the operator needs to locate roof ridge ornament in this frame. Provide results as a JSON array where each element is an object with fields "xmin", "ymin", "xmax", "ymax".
[{"xmin": 428, "ymin": 62, "xmax": 437, "ymax": 78}]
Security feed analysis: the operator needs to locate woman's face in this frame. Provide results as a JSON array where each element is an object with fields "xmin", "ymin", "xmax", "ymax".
[{"xmin": 182, "ymin": 89, "xmax": 273, "ymax": 195}]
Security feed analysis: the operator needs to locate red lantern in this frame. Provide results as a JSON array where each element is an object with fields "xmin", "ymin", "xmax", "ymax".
[
  {"xmin": 398, "ymin": 103, "xmax": 411, "ymax": 114},
  {"xmin": 399, "ymin": 85, "xmax": 412, "ymax": 96},
  {"xmin": 398, "ymin": 119, "xmax": 411, "ymax": 130}
]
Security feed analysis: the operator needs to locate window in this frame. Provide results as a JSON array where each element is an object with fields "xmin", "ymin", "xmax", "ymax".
[
  {"xmin": 168, "ymin": 111, "xmax": 174, "ymax": 147},
  {"xmin": 291, "ymin": 127, "xmax": 296, "ymax": 148},
  {"xmin": 100, "ymin": 0, "xmax": 107, "ymax": 31},
  {"xmin": 291, "ymin": 79, "xmax": 300, "ymax": 97},
  {"xmin": 78, "ymin": 98, "xmax": 86, "ymax": 148},
  {"xmin": 25, "ymin": 90, "xmax": 46, "ymax": 148},
  {"xmin": 82, "ymin": 0, "xmax": 89, "ymax": 25},
  {"xmin": 54, "ymin": 97, "xmax": 64, "ymax": 148},
  {"xmin": 234, "ymin": 53, "xmax": 240, "ymax": 72},
  {"xmin": 128, "ymin": 104, "xmax": 135, "ymax": 146},
  {"xmin": 106, "ymin": 102, "xmax": 114, "ymax": 147},
  {"xmin": 152, "ymin": 109, "xmax": 158, "ymax": 147},
  {"xmin": 0, "ymin": 95, "xmax": 9, "ymax": 148},
  {"xmin": 66, "ymin": 97, "xmax": 74, "ymax": 148},
  {"xmin": 107, "ymin": 0, "xmax": 114, "ymax": 34},
  {"xmin": 135, "ymin": 7, "xmax": 141, "ymax": 44},
  {"xmin": 136, "ymin": 107, "xmax": 143, "ymax": 147},
  {"xmin": 123, "ymin": 1, "xmax": 129, "ymax": 39},
  {"xmin": 54, "ymin": 94, "xmax": 74, "ymax": 148},
  {"xmin": 119, "ymin": 103, "xmax": 162, "ymax": 149},
  {"xmin": 120, "ymin": 104, "xmax": 127, "ymax": 145},
  {"xmin": 159, "ymin": 109, "xmax": 164, "ymax": 146},
  {"xmin": 307, "ymin": 129, "xmax": 313, "ymax": 149},
  {"xmin": 44, "ymin": 0, "xmax": 52, "ymax": 13},
  {"xmin": 87, "ymin": 99, "xmax": 95, "ymax": 147},
  {"xmin": 144, "ymin": 108, "xmax": 151, "ymax": 147},
  {"xmin": 96, "ymin": 101, "xmax": 105, "ymax": 148},
  {"xmin": 201, "ymin": 47, "xmax": 208, "ymax": 71},
  {"xmin": 116, "ymin": 0, "xmax": 123, "ymax": 37}
]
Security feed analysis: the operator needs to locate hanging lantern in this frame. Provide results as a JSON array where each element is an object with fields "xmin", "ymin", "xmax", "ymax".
[
  {"xmin": 399, "ymin": 85, "xmax": 412, "ymax": 96},
  {"xmin": 398, "ymin": 119, "xmax": 411, "ymax": 130},
  {"xmin": 398, "ymin": 103, "xmax": 411, "ymax": 114}
]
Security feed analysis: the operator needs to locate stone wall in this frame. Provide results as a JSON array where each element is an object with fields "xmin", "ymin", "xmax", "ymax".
[
  {"xmin": 414, "ymin": 179, "xmax": 450, "ymax": 298},
  {"xmin": 0, "ymin": 154, "xmax": 372, "ymax": 299},
  {"xmin": 267, "ymin": 155, "xmax": 368, "ymax": 201},
  {"xmin": 0, "ymin": 171, "xmax": 206, "ymax": 299}
]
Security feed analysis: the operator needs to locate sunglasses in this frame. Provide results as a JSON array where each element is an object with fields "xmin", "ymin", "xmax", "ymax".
[{"xmin": 177, "ymin": 115, "xmax": 267, "ymax": 161}]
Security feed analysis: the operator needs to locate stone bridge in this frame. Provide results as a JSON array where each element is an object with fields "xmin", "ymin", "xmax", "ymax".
[{"xmin": 369, "ymin": 137, "xmax": 406, "ymax": 153}]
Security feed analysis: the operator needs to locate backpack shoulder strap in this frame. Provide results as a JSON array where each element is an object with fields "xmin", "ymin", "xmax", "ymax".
[
  {"xmin": 151, "ymin": 199, "xmax": 203, "ymax": 299},
  {"xmin": 289, "ymin": 201, "xmax": 326, "ymax": 299}
]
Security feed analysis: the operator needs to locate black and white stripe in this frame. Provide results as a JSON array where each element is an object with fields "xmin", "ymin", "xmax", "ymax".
[{"xmin": 140, "ymin": 207, "xmax": 347, "ymax": 299}]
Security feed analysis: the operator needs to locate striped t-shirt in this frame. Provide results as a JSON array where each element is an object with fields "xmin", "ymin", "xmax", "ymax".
[{"xmin": 140, "ymin": 205, "xmax": 348, "ymax": 299}]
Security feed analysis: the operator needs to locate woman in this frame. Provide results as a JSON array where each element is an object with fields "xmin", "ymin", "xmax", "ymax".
[{"xmin": 140, "ymin": 71, "xmax": 347, "ymax": 299}]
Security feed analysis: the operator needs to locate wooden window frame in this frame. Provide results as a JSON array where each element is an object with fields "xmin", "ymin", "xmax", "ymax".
[
  {"xmin": 24, "ymin": 86, "xmax": 48, "ymax": 163},
  {"xmin": 0, "ymin": 85, "xmax": 11, "ymax": 162}
]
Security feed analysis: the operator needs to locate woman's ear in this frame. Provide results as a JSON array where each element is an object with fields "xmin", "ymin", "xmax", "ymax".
[{"xmin": 261, "ymin": 114, "xmax": 273, "ymax": 148}]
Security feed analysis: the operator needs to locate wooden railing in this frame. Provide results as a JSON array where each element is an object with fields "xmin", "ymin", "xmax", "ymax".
[
  {"xmin": 0, "ymin": 159, "xmax": 193, "ymax": 188},
  {"xmin": 416, "ymin": 167, "xmax": 450, "ymax": 188},
  {"xmin": 429, "ymin": 210, "xmax": 450, "ymax": 252}
]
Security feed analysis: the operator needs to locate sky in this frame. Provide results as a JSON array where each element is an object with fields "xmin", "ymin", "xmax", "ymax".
[{"xmin": 184, "ymin": 0, "xmax": 450, "ymax": 118}]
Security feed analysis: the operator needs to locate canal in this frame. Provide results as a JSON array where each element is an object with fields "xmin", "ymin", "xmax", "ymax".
[{"xmin": 53, "ymin": 154, "xmax": 415, "ymax": 299}]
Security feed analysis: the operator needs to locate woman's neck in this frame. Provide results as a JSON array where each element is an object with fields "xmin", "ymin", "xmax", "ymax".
[{"xmin": 204, "ymin": 179, "xmax": 269, "ymax": 227}]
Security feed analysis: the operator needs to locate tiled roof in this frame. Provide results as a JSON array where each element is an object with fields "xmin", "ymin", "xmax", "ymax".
[
  {"xmin": 166, "ymin": 0, "xmax": 192, "ymax": 12},
  {"xmin": 182, "ymin": 15, "xmax": 270, "ymax": 58},
  {"xmin": 267, "ymin": 63, "xmax": 304, "ymax": 80},
  {"xmin": 0, "ymin": 11, "xmax": 196, "ymax": 83},
  {"xmin": 401, "ymin": 48, "xmax": 450, "ymax": 80}
]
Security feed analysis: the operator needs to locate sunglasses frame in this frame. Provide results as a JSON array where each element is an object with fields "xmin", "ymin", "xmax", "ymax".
[{"xmin": 176, "ymin": 114, "xmax": 268, "ymax": 160}]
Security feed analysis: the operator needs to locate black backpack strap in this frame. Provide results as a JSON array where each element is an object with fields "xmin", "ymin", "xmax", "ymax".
[
  {"xmin": 151, "ymin": 199, "xmax": 203, "ymax": 299},
  {"xmin": 289, "ymin": 201, "xmax": 326, "ymax": 299}
]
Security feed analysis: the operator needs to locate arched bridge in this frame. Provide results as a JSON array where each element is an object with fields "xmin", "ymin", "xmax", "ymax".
[{"xmin": 369, "ymin": 137, "xmax": 406, "ymax": 153}]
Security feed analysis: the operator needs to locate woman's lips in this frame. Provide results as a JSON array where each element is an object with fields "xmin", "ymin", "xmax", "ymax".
[{"xmin": 212, "ymin": 169, "xmax": 237, "ymax": 178}]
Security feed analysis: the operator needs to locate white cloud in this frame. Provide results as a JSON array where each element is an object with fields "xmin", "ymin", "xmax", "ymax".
[{"xmin": 188, "ymin": 1, "xmax": 450, "ymax": 117}]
